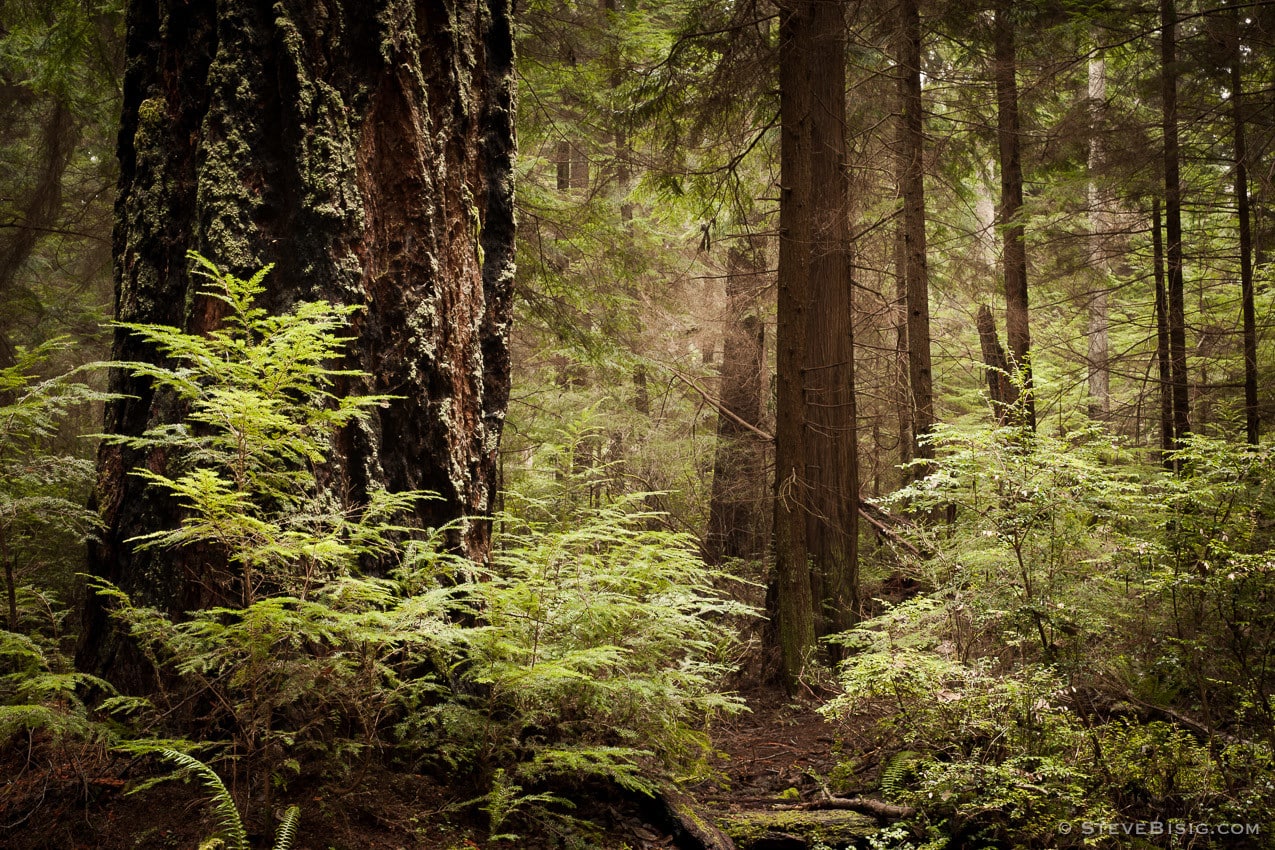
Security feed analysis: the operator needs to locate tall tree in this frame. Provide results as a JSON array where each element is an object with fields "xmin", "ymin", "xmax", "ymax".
[
  {"xmin": 773, "ymin": 0, "xmax": 819, "ymax": 687},
  {"xmin": 801, "ymin": 0, "xmax": 858, "ymax": 641},
  {"xmin": 1087, "ymin": 46, "xmax": 1111, "ymax": 421},
  {"xmin": 1153, "ymin": 199, "xmax": 1174, "ymax": 467},
  {"xmin": 1161, "ymin": 0, "xmax": 1190, "ymax": 452},
  {"xmin": 80, "ymin": 0, "xmax": 516, "ymax": 686},
  {"xmin": 705, "ymin": 242, "xmax": 768, "ymax": 564},
  {"xmin": 896, "ymin": 0, "xmax": 933, "ymax": 472},
  {"xmin": 1226, "ymin": 0, "xmax": 1258, "ymax": 445},
  {"xmin": 992, "ymin": 0, "xmax": 1034, "ymax": 430}
]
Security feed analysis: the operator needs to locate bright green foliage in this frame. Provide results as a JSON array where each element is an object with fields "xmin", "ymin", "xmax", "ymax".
[
  {"xmin": 1146, "ymin": 433, "xmax": 1275, "ymax": 736},
  {"xmin": 94, "ymin": 564, "xmax": 464, "ymax": 795},
  {"xmin": 89, "ymin": 258, "xmax": 749, "ymax": 841},
  {"xmin": 827, "ymin": 418, "xmax": 1275, "ymax": 847},
  {"xmin": 473, "ymin": 499, "xmax": 750, "ymax": 782},
  {"xmin": 0, "ymin": 629, "xmax": 114, "ymax": 744},
  {"xmin": 106, "ymin": 253, "xmax": 407, "ymax": 604},
  {"xmin": 886, "ymin": 421, "xmax": 1144, "ymax": 661},
  {"xmin": 0, "ymin": 340, "xmax": 112, "ymax": 745}
]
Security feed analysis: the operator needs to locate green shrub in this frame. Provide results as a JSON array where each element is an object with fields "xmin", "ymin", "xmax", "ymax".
[{"xmin": 93, "ymin": 255, "xmax": 752, "ymax": 841}]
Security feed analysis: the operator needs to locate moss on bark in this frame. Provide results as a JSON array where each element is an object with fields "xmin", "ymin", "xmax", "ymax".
[{"xmin": 80, "ymin": 0, "xmax": 517, "ymax": 688}]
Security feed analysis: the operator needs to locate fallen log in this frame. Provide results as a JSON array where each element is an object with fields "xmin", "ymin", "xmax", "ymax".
[
  {"xmin": 779, "ymin": 796, "xmax": 916, "ymax": 821},
  {"xmin": 641, "ymin": 785, "xmax": 737, "ymax": 850}
]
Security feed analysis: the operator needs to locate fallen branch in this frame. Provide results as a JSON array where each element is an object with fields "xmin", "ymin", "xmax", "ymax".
[
  {"xmin": 858, "ymin": 503, "xmax": 924, "ymax": 560},
  {"xmin": 660, "ymin": 363, "xmax": 774, "ymax": 444}
]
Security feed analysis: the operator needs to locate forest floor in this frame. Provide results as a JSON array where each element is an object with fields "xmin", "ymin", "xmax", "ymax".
[{"xmin": 0, "ymin": 688, "xmax": 886, "ymax": 850}]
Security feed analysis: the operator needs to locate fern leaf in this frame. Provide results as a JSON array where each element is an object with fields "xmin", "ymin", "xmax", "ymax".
[
  {"xmin": 159, "ymin": 749, "xmax": 248, "ymax": 850},
  {"xmin": 880, "ymin": 750, "xmax": 921, "ymax": 801},
  {"xmin": 273, "ymin": 805, "xmax": 301, "ymax": 850}
]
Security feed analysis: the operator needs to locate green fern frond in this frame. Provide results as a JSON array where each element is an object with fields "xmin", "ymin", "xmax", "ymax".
[
  {"xmin": 273, "ymin": 805, "xmax": 301, "ymax": 850},
  {"xmin": 158, "ymin": 749, "xmax": 248, "ymax": 850},
  {"xmin": 880, "ymin": 750, "xmax": 922, "ymax": 801}
]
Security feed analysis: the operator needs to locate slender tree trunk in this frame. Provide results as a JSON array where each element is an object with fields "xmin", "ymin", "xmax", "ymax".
[
  {"xmin": 976, "ymin": 304, "xmax": 1012, "ymax": 423},
  {"xmin": 897, "ymin": 0, "xmax": 932, "ymax": 474},
  {"xmin": 773, "ymin": 0, "xmax": 818, "ymax": 688},
  {"xmin": 893, "ymin": 219, "xmax": 912, "ymax": 473},
  {"xmin": 706, "ymin": 243, "xmax": 768, "ymax": 564},
  {"xmin": 79, "ymin": 0, "xmax": 516, "ymax": 688},
  {"xmin": 1087, "ymin": 48, "xmax": 1110, "ymax": 420},
  {"xmin": 0, "ymin": 99, "xmax": 78, "ymax": 369},
  {"xmin": 1153, "ymin": 199, "xmax": 1174, "ymax": 469},
  {"xmin": 1227, "ymin": 1, "xmax": 1258, "ymax": 445},
  {"xmin": 1162, "ymin": 0, "xmax": 1191, "ymax": 452},
  {"xmin": 993, "ymin": 1, "xmax": 1034, "ymax": 430},
  {"xmin": 800, "ymin": 0, "xmax": 857, "ymax": 640}
]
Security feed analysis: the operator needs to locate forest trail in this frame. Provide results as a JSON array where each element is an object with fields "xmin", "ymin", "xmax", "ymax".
[{"xmin": 666, "ymin": 690, "xmax": 888, "ymax": 850}]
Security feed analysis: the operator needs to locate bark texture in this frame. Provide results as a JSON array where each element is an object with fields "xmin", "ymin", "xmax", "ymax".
[
  {"xmin": 80, "ymin": 0, "xmax": 516, "ymax": 686},
  {"xmin": 976, "ymin": 304, "xmax": 1011, "ymax": 422},
  {"xmin": 1153, "ymin": 199, "xmax": 1174, "ymax": 468},
  {"xmin": 799, "ymin": 0, "xmax": 857, "ymax": 639}
]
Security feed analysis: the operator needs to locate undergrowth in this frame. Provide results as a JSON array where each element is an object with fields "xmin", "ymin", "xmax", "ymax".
[
  {"xmin": 2, "ymin": 255, "xmax": 751, "ymax": 847},
  {"xmin": 827, "ymin": 417, "xmax": 1275, "ymax": 849}
]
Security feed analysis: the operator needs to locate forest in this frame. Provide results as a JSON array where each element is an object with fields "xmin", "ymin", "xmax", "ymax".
[{"xmin": 2, "ymin": 0, "xmax": 1275, "ymax": 848}]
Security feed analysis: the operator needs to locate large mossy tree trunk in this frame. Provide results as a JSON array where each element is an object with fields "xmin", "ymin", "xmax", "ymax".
[{"xmin": 79, "ymin": 0, "xmax": 516, "ymax": 687}]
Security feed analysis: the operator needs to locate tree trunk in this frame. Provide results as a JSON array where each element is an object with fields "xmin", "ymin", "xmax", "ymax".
[
  {"xmin": 0, "ymin": 99, "xmax": 78, "ymax": 369},
  {"xmin": 1227, "ymin": 1, "xmax": 1258, "ymax": 445},
  {"xmin": 896, "ymin": 0, "xmax": 932, "ymax": 475},
  {"xmin": 79, "ymin": 0, "xmax": 516, "ymax": 687},
  {"xmin": 976, "ymin": 304, "xmax": 1012, "ymax": 423},
  {"xmin": 893, "ymin": 217, "xmax": 912, "ymax": 473},
  {"xmin": 706, "ymin": 244, "xmax": 768, "ymax": 564},
  {"xmin": 799, "ymin": 0, "xmax": 857, "ymax": 640},
  {"xmin": 773, "ymin": 0, "xmax": 818, "ymax": 689},
  {"xmin": 1087, "ymin": 47, "xmax": 1110, "ymax": 421},
  {"xmin": 1161, "ymin": 0, "xmax": 1190, "ymax": 452},
  {"xmin": 1153, "ymin": 199, "xmax": 1174, "ymax": 469},
  {"xmin": 993, "ymin": 1, "xmax": 1034, "ymax": 430}
]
